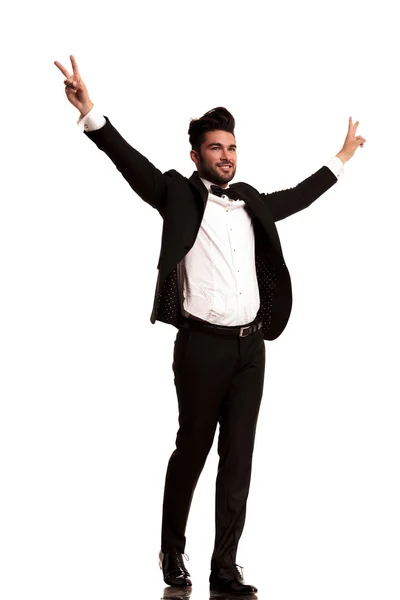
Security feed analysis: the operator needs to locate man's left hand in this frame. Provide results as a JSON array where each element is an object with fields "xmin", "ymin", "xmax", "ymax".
[{"xmin": 336, "ymin": 117, "xmax": 366, "ymax": 163}]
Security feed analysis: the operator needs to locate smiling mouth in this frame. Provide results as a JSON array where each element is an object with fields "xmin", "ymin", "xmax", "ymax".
[{"xmin": 218, "ymin": 164, "xmax": 232, "ymax": 171}]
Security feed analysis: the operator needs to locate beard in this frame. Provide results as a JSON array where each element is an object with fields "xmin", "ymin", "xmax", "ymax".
[{"xmin": 197, "ymin": 156, "xmax": 236, "ymax": 186}]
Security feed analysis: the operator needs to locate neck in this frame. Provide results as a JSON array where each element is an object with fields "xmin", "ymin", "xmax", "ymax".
[{"xmin": 198, "ymin": 173, "xmax": 229, "ymax": 189}]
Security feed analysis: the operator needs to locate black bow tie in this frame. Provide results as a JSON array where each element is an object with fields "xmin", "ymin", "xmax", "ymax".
[{"xmin": 210, "ymin": 184, "xmax": 240, "ymax": 201}]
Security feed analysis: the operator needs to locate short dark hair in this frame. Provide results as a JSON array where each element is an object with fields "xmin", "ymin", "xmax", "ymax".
[{"xmin": 188, "ymin": 107, "xmax": 235, "ymax": 152}]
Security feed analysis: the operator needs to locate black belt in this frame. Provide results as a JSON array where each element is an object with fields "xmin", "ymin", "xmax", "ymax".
[{"xmin": 180, "ymin": 316, "xmax": 263, "ymax": 338}]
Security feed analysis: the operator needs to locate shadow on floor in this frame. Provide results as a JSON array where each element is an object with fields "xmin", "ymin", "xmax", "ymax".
[{"xmin": 161, "ymin": 586, "xmax": 258, "ymax": 600}]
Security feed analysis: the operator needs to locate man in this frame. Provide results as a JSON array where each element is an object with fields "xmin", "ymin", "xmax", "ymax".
[{"xmin": 54, "ymin": 55, "xmax": 366, "ymax": 596}]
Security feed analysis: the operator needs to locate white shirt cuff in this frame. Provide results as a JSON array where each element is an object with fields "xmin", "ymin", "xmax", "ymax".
[
  {"xmin": 325, "ymin": 156, "xmax": 344, "ymax": 179},
  {"xmin": 77, "ymin": 107, "xmax": 106, "ymax": 132}
]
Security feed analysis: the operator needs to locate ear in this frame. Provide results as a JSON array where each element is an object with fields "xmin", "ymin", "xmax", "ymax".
[{"xmin": 190, "ymin": 149, "xmax": 200, "ymax": 166}]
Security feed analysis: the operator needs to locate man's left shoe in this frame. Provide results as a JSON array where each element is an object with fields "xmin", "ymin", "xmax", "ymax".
[{"xmin": 209, "ymin": 564, "xmax": 257, "ymax": 595}]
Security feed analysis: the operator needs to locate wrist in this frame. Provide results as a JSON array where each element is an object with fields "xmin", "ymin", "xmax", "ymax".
[
  {"xmin": 336, "ymin": 149, "xmax": 351, "ymax": 164},
  {"xmin": 79, "ymin": 102, "xmax": 94, "ymax": 119}
]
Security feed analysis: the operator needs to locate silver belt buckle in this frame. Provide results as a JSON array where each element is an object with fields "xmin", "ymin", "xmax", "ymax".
[{"xmin": 239, "ymin": 325, "xmax": 251, "ymax": 337}]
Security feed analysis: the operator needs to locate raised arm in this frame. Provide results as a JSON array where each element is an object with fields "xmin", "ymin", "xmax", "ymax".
[
  {"xmin": 262, "ymin": 117, "xmax": 366, "ymax": 222},
  {"xmin": 54, "ymin": 55, "xmax": 168, "ymax": 216}
]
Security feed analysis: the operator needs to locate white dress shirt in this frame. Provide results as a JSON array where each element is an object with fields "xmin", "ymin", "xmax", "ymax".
[{"xmin": 78, "ymin": 108, "xmax": 344, "ymax": 326}]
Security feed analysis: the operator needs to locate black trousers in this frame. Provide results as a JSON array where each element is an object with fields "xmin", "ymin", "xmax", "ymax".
[{"xmin": 161, "ymin": 322, "xmax": 266, "ymax": 570}]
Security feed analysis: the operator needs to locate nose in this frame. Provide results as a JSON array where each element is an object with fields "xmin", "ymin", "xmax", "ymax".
[{"xmin": 219, "ymin": 148, "xmax": 230, "ymax": 162}]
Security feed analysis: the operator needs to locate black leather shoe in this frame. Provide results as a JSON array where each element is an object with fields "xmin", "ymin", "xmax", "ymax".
[
  {"xmin": 159, "ymin": 549, "xmax": 192, "ymax": 587},
  {"xmin": 209, "ymin": 564, "xmax": 257, "ymax": 595}
]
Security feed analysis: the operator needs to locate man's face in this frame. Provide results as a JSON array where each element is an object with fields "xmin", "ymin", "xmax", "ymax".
[{"xmin": 190, "ymin": 130, "xmax": 237, "ymax": 187}]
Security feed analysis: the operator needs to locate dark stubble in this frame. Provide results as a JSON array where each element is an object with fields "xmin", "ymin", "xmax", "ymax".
[{"xmin": 197, "ymin": 154, "xmax": 236, "ymax": 187}]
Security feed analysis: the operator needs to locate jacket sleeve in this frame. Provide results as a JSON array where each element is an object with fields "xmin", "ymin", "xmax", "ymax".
[
  {"xmin": 261, "ymin": 166, "xmax": 338, "ymax": 222},
  {"xmin": 84, "ymin": 117, "xmax": 169, "ymax": 217}
]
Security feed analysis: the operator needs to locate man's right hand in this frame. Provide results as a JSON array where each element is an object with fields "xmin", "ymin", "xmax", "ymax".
[{"xmin": 54, "ymin": 55, "xmax": 94, "ymax": 118}]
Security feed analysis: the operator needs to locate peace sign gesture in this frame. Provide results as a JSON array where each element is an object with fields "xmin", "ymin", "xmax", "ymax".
[
  {"xmin": 54, "ymin": 55, "xmax": 94, "ymax": 117},
  {"xmin": 337, "ymin": 117, "xmax": 367, "ymax": 163}
]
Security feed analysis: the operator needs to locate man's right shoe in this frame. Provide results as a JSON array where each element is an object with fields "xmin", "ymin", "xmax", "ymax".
[{"xmin": 159, "ymin": 549, "xmax": 192, "ymax": 587}]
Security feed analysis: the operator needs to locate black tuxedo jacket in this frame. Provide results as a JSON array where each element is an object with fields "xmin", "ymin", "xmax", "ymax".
[{"xmin": 85, "ymin": 118, "xmax": 338, "ymax": 340}]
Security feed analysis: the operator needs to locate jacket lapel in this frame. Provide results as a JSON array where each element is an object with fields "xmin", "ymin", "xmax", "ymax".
[
  {"xmin": 231, "ymin": 182, "xmax": 284, "ymax": 257},
  {"xmin": 188, "ymin": 171, "xmax": 208, "ymax": 210}
]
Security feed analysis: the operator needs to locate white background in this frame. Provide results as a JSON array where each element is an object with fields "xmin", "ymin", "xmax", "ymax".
[{"xmin": 1, "ymin": 0, "xmax": 399, "ymax": 598}]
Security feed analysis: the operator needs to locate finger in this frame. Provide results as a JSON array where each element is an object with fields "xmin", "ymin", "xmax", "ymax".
[
  {"xmin": 353, "ymin": 120, "xmax": 359, "ymax": 135},
  {"xmin": 348, "ymin": 116, "xmax": 353, "ymax": 130},
  {"xmin": 64, "ymin": 77, "xmax": 82, "ymax": 93},
  {"xmin": 54, "ymin": 60, "xmax": 72, "ymax": 79},
  {"xmin": 70, "ymin": 55, "xmax": 80, "ymax": 75}
]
